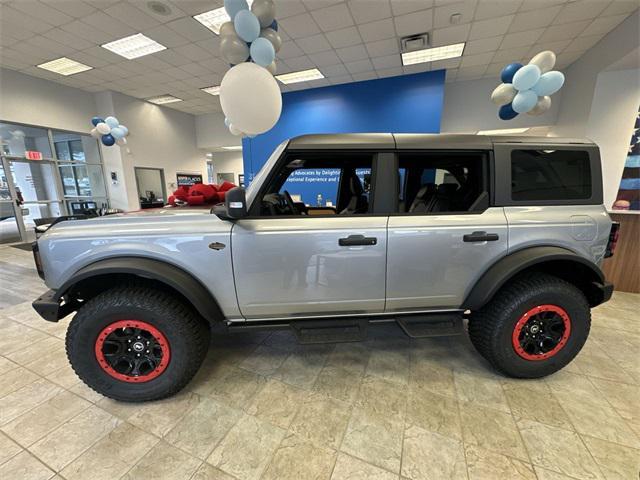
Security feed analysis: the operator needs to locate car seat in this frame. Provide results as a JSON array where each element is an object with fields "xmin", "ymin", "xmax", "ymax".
[{"xmin": 340, "ymin": 176, "xmax": 369, "ymax": 214}]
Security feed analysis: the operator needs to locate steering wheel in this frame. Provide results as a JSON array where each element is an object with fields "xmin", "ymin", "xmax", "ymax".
[{"xmin": 282, "ymin": 190, "xmax": 297, "ymax": 214}]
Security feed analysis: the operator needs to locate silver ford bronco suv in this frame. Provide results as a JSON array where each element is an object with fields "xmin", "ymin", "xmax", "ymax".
[{"xmin": 32, "ymin": 134, "xmax": 618, "ymax": 402}]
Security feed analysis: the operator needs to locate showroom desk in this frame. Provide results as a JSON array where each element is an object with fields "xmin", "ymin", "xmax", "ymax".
[{"xmin": 602, "ymin": 212, "xmax": 639, "ymax": 293}]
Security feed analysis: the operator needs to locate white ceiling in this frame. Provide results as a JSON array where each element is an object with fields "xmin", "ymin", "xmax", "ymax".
[{"xmin": 0, "ymin": 0, "xmax": 637, "ymax": 115}]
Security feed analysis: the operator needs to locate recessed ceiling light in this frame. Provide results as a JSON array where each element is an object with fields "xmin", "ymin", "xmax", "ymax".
[
  {"xmin": 477, "ymin": 127, "xmax": 530, "ymax": 135},
  {"xmin": 37, "ymin": 57, "xmax": 92, "ymax": 76},
  {"xmin": 194, "ymin": 1, "xmax": 254, "ymax": 35},
  {"xmin": 102, "ymin": 33, "xmax": 166, "ymax": 60},
  {"xmin": 276, "ymin": 68, "xmax": 325, "ymax": 85},
  {"xmin": 202, "ymin": 86, "xmax": 221, "ymax": 95},
  {"xmin": 147, "ymin": 94, "xmax": 182, "ymax": 105},
  {"xmin": 401, "ymin": 42, "xmax": 465, "ymax": 66},
  {"xmin": 222, "ymin": 145, "xmax": 242, "ymax": 150}
]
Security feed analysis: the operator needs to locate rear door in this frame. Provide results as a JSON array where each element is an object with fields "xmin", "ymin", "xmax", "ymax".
[{"xmin": 386, "ymin": 149, "xmax": 509, "ymax": 311}]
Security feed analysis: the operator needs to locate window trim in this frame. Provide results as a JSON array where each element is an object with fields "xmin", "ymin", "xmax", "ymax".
[{"xmin": 493, "ymin": 143, "xmax": 603, "ymax": 206}]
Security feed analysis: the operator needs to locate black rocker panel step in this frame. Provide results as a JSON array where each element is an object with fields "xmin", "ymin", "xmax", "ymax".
[
  {"xmin": 397, "ymin": 313, "xmax": 463, "ymax": 338},
  {"xmin": 290, "ymin": 319, "xmax": 368, "ymax": 344}
]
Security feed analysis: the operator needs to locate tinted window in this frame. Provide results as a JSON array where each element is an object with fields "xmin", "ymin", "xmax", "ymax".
[{"xmin": 511, "ymin": 150, "xmax": 591, "ymax": 201}]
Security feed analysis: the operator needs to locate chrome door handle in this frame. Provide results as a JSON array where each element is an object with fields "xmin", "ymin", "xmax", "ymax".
[
  {"xmin": 463, "ymin": 231, "xmax": 499, "ymax": 242},
  {"xmin": 339, "ymin": 235, "xmax": 377, "ymax": 246}
]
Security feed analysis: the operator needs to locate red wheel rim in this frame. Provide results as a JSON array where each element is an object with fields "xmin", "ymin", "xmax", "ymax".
[
  {"xmin": 512, "ymin": 305, "xmax": 571, "ymax": 361},
  {"xmin": 95, "ymin": 320, "xmax": 170, "ymax": 383}
]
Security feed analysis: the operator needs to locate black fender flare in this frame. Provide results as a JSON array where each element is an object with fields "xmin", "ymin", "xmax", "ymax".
[
  {"xmin": 462, "ymin": 246, "xmax": 608, "ymax": 311},
  {"xmin": 57, "ymin": 257, "xmax": 223, "ymax": 323}
]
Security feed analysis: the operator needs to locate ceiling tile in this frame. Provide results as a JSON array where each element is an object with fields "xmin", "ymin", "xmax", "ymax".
[
  {"xmin": 371, "ymin": 53, "xmax": 402, "ymax": 69},
  {"xmin": 525, "ymin": 39, "xmax": 571, "ymax": 57},
  {"xmin": 563, "ymin": 33, "xmax": 605, "ymax": 53},
  {"xmin": 434, "ymin": 1, "xmax": 477, "ymax": 28},
  {"xmin": 68, "ymin": 50, "xmax": 111, "ymax": 68},
  {"xmin": 445, "ymin": 68, "xmax": 457, "ymax": 82},
  {"xmin": 325, "ymin": 26, "xmax": 362, "ymax": 48},
  {"xmin": 10, "ymin": 0, "xmax": 74, "ymax": 27},
  {"xmin": 173, "ymin": 43, "xmax": 212, "ymax": 62},
  {"xmin": 320, "ymin": 63, "xmax": 349, "ymax": 76},
  {"xmin": 25, "ymin": 35, "xmax": 76, "ymax": 58},
  {"xmin": 42, "ymin": 28, "xmax": 94, "ymax": 50},
  {"xmin": 277, "ymin": 41, "xmax": 305, "ymax": 58},
  {"xmin": 308, "ymin": 49, "xmax": 342, "ymax": 66},
  {"xmin": 501, "ymin": 28, "xmax": 545, "ymax": 48},
  {"xmin": 131, "ymin": 0, "xmax": 187, "ymax": 23},
  {"xmin": 82, "ymin": 11, "xmax": 136, "ymax": 39},
  {"xmin": 432, "ymin": 56, "xmax": 462, "ymax": 69},
  {"xmin": 278, "ymin": 13, "xmax": 321, "ymax": 39},
  {"xmin": 473, "ymin": 0, "xmax": 522, "ymax": 21},
  {"xmin": 584, "ymin": 14, "xmax": 630, "ymax": 36},
  {"xmin": 485, "ymin": 62, "xmax": 504, "ymax": 76},
  {"xmin": 538, "ymin": 20, "xmax": 590, "ymax": 42},
  {"xmin": 61, "ymin": 20, "xmax": 113, "ymax": 44},
  {"xmin": 285, "ymin": 55, "xmax": 316, "ymax": 70},
  {"xmin": 460, "ymin": 51, "xmax": 494, "ymax": 67},
  {"xmin": 456, "ymin": 63, "xmax": 488, "ymax": 79},
  {"xmin": 376, "ymin": 66, "xmax": 403, "ymax": 77},
  {"xmin": 491, "ymin": 46, "xmax": 530, "ymax": 63},
  {"xmin": 310, "ymin": 3, "xmax": 354, "ymax": 31},
  {"xmin": 469, "ymin": 15, "xmax": 514, "ymax": 39},
  {"xmin": 143, "ymin": 24, "xmax": 192, "ymax": 48},
  {"xmin": 365, "ymin": 37, "xmax": 400, "ymax": 57},
  {"xmin": 394, "ymin": 8, "xmax": 433, "ymax": 36},
  {"xmin": 1, "ymin": 5, "xmax": 54, "ymax": 34},
  {"xmin": 358, "ymin": 18, "xmax": 396, "ymax": 42},
  {"xmin": 600, "ymin": 0, "xmax": 639, "ymax": 16},
  {"xmin": 464, "ymin": 35, "xmax": 502, "ymax": 55},
  {"xmin": 348, "ymin": 0, "xmax": 392, "ymax": 24},
  {"xmin": 518, "ymin": 0, "xmax": 568, "ymax": 12},
  {"xmin": 295, "ymin": 33, "xmax": 332, "ymax": 54},
  {"xmin": 274, "ymin": 0, "xmax": 308, "ymax": 18},
  {"xmin": 104, "ymin": 2, "xmax": 161, "ymax": 31},
  {"xmin": 553, "ymin": 0, "xmax": 609, "ymax": 24},
  {"xmin": 149, "ymin": 48, "xmax": 192, "ymax": 66},
  {"xmin": 306, "ymin": 77, "xmax": 331, "ymax": 87},
  {"xmin": 41, "ymin": 0, "xmax": 97, "ymax": 18},
  {"xmin": 166, "ymin": 17, "xmax": 213, "ymax": 42},
  {"xmin": 390, "ymin": 0, "xmax": 435, "ymax": 16},
  {"xmin": 508, "ymin": 6, "xmax": 563, "ymax": 33},
  {"xmin": 336, "ymin": 44, "xmax": 368, "ymax": 62},
  {"xmin": 555, "ymin": 50, "xmax": 583, "ymax": 68},
  {"xmin": 403, "ymin": 62, "xmax": 432, "ymax": 74},
  {"xmin": 352, "ymin": 71, "xmax": 378, "ymax": 81},
  {"xmin": 432, "ymin": 23, "xmax": 471, "ymax": 46},
  {"xmin": 302, "ymin": 0, "xmax": 342, "ymax": 10},
  {"xmin": 0, "ymin": 20, "xmax": 32, "ymax": 41},
  {"xmin": 344, "ymin": 58, "xmax": 374, "ymax": 73}
]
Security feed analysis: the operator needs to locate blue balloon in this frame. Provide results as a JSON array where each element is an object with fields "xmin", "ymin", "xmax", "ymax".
[
  {"xmin": 234, "ymin": 10, "xmax": 260, "ymax": 42},
  {"xmin": 224, "ymin": 0, "xmax": 249, "ymax": 20},
  {"xmin": 512, "ymin": 64, "xmax": 541, "ymax": 91},
  {"xmin": 532, "ymin": 71, "xmax": 565, "ymax": 96},
  {"xmin": 498, "ymin": 103, "xmax": 519, "ymax": 121},
  {"xmin": 270, "ymin": 19, "xmax": 278, "ymax": 31},
  {"xmin": 250, "ymin": 37, "xmax": 275, "ymax": 67},
  {"xmin": 104, "ymin": 116, "xmax": 119, "ymax": 128},
  {"xmin": 500, "ymin": 63, "xmax": 522, "ymax": 83},
  {"xmin": 91, "ymin": 116, "xmax": 104, "ymax": 127},
  {"xmin": 119, "ymin": 125, "xmax": 129, "ymax": 137},
  {"xmin": 101, "ymin": 134, "xmax": 115, "ymax": 146},
  {"xmin": 110, "ymin": 127, "xmax": 125, "ymax": 140},
  {"xmin": 512, "ymin": 89, "xmax": 538, "ymax": 114}
]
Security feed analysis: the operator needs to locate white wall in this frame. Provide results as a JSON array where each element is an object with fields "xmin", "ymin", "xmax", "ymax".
[
  {"xmin": 210, "ymin": 151, "xmax": 244, "ymax": 185},
  {"xmin": 196, "ymin": 112, "xmax": 242, "ymax": 149}
]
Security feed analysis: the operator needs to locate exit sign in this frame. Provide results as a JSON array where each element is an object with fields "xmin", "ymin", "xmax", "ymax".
[{"xmin": 25, "ymin": 151, "xmax": 43, "ymax": 160}]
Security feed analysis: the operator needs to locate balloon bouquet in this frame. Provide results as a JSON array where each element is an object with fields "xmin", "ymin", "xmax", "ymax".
[
  {"xmin": 491, "ymin": 51, "xmax": 565, "ymax": 120},
  {"xmin": 218, "ymin": 0, "xmax": 283, "ymax": 137},
  {"xmin": 90, "ymin": 116, "xmax": 130, "ymax": 146}
]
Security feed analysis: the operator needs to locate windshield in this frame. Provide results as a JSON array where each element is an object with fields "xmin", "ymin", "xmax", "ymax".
[{"xmin": 245, "ymin": 140, "xmax": 288, "ymax": 208}]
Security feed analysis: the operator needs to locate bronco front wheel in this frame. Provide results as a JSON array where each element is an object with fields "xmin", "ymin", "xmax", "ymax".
[
  {"xmin": 66, "ymin": 286, "xmax": 209, "ymax": 402},
  {"xmin": 468, "ymin": 273, "xmax": 590, "ymax": 378}
]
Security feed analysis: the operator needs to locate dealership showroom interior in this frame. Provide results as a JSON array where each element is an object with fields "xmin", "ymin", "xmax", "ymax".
[{"xmin": 1, "ymin": 0, "xmax": 640, "ymax": 479}]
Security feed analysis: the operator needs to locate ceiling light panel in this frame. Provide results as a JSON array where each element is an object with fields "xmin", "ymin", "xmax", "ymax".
[
  {"xmin": 222, "ymin": 146, "xmax": 242, "ymax": 150},
  {"xmin": 276, "ymin": 68, "xmax": 325, "ymax": 85},
  {"xmin": 194, "ymin": 1, "xmax": 254, "ymax": 34},
  {"xmin": 477, "ymin": 128, "xmax": 530, "ymax": 135},
  {"xmin": 37, "ymin": 57, "xmax": 93, "ymax": 76},
  {"xmin": 147, "ymin": 95, "xmax": 182, "ymax": 105},
  {"xmin": 402, "ymin": 42, "xmax": 465, "ymax": 66},
  {"xmin": 102, "ymin": 33, "xmax": 167, "ymax": 60},
  {"xmin": 202, "ymin": 86, "xmax": 221, "ymax": 95}
]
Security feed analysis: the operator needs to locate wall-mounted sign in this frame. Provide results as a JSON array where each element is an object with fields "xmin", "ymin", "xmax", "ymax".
[
  {"xmin": 177, "ymin": 173, "xmax": 203, "ymax": 186},
  {"xmin": 25, "ymin": 150, "xmax": 43, "ymax": 160},
  {"xmin": 613, "ymin": 106, "xmax": 640, "ymax": 212}
]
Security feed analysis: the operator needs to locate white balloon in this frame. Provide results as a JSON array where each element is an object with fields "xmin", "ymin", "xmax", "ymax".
[
  {"xmin": 116, "ymin": 137, "xmax": 127, "ymax": 146},
  {"xmin": 527, "ymin": 96, "xmax": 552, "ymax": 116},
  {"xmin": 228, "ymin": 124, "xmax": 243, "ymax": 136},
  {"xmin": 490, "ymin": 83, "xmax": 516, "ymax": 106},
  {"xmin": 90, "ymin": 128, "xmax": 100, "ymax": 139},
  {"xmin": 96, "ymin": 122, "xmax": 111, "ymax": 135},
  {"xmin": 220, "ymin": 62, "xmax": 282, "ymax": 136},
  {"xmin": 265, "ymin": 61, "xmax": 276, "ymax": 75},
  {"xmin": 529, "ymin": 50, "xmax": 556, "ymax": 74}
]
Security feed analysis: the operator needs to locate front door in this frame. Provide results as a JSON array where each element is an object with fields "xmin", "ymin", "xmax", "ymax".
[{"xmin": 231, "ymin": 151, "xmax": 387, "ymax": 319}]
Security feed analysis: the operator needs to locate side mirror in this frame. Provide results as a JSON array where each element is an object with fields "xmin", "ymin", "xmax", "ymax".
[{"xmin": 224, "ymin": 187, "xmax": 248, "ymax": 219}]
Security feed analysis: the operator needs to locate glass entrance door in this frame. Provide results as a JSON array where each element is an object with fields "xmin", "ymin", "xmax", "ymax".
[{"xmin": 0, "ymin": 161, "xmax": 21, "ymax": 244}]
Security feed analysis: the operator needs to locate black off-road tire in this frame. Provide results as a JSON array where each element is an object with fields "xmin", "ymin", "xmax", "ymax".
[
  {"xmin": 66, "ymin": 285, "xmax": 210, "ymax": 402},
  {"xmin": 468, "ymin": 273, "xmax": 590, "ymax": 378}
]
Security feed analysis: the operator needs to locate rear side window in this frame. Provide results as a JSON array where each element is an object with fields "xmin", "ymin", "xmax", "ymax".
[{"xmin": 511, "ymin": 150, "xmax": 591, "ymax": 201}]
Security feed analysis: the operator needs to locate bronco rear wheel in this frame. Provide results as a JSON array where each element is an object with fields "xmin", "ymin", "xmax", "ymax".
[
  {"xmin": 468, "ymin": 273, "xmax": 590, "ymax": 378},
  {"xmin": 66, "ymin": 285, "xmax": 209, "ymax": 402}
]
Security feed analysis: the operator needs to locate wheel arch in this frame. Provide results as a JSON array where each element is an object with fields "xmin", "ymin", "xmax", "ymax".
[
  {"xmin": 463, "ymin": 246, "xmax": 609, "ymax": 311},
  {"xmin": 57, "ymin": 257, "xmax": 224, "ymax": 324}
]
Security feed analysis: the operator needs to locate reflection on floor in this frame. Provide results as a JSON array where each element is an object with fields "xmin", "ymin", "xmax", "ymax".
[{"xmin": 0, "ymin": 245, "xmax": 638, "ymax": 480}]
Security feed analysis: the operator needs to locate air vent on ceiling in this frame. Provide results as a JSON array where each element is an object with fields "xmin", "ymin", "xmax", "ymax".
[
  {"xmin": 147, "ymin": 1, "xmax": 172, "ymax": 16},
  {"xmin": 400, "ymin": 33, "xmax": 430, "ymax": 53}
]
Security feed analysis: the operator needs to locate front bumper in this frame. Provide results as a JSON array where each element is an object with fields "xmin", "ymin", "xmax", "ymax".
[{"xmin": 32, "ymin": 289, "xmax": 78, "ymax": 322}]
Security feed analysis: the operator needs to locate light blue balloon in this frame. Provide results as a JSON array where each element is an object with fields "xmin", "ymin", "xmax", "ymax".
[
  {"xmin": 104, "ymin": 116, "xmax": 119, "ymax": 128},
  {"xmin": 224, "ymin": 117, "xmax": 231, "ymax": 128},
  {"xmin": 234, "ymin": 10, "xmax": 260, "ymax": 42},
  {"xmin": 512, "ymin": 89, "xmax": 538, "ymax": 114},
  {"xmin": 532, "ymin": 71, "xmax": 565, "ymax": 96},
  {"xmin": 119, "ymin": 125, "xmax": 129, "ymax": 137},
  {"xmin": 250, "ymin": 37, "xmax": 275, "ymax": 67},
  {"xmin": 224, "ymin": 0, "xmax": 249, "ymax": 21},
  {"xmin": 110, "ymin": 127, "xmax": 125, "ymax": 139},
  {"xmin": 512, "ymin": 64, "xmax": 541, "ymax": 91}
]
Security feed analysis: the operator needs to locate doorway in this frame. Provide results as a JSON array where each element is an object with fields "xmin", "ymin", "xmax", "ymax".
[{"xmin": 134, "ymin": 167, "xmax": 166, "ymax": 209}]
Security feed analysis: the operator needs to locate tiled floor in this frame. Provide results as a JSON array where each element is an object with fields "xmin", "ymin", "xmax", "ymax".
[{"xmin": 0, "ymin": 245, "xmax": 639, "ymax": 480}]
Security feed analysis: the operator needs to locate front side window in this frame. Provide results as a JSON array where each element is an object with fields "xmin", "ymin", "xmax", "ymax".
[
  {"xmin": 511, "ymin": 150, "xmax": 592, "ymax": 201},
  {"xmin": 257, "ymin": 154, "xmax": 373, "ymax": 216},
  {"xmin": 397, "ymin": 153, "xmax": 486, "ymax": 214}
]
